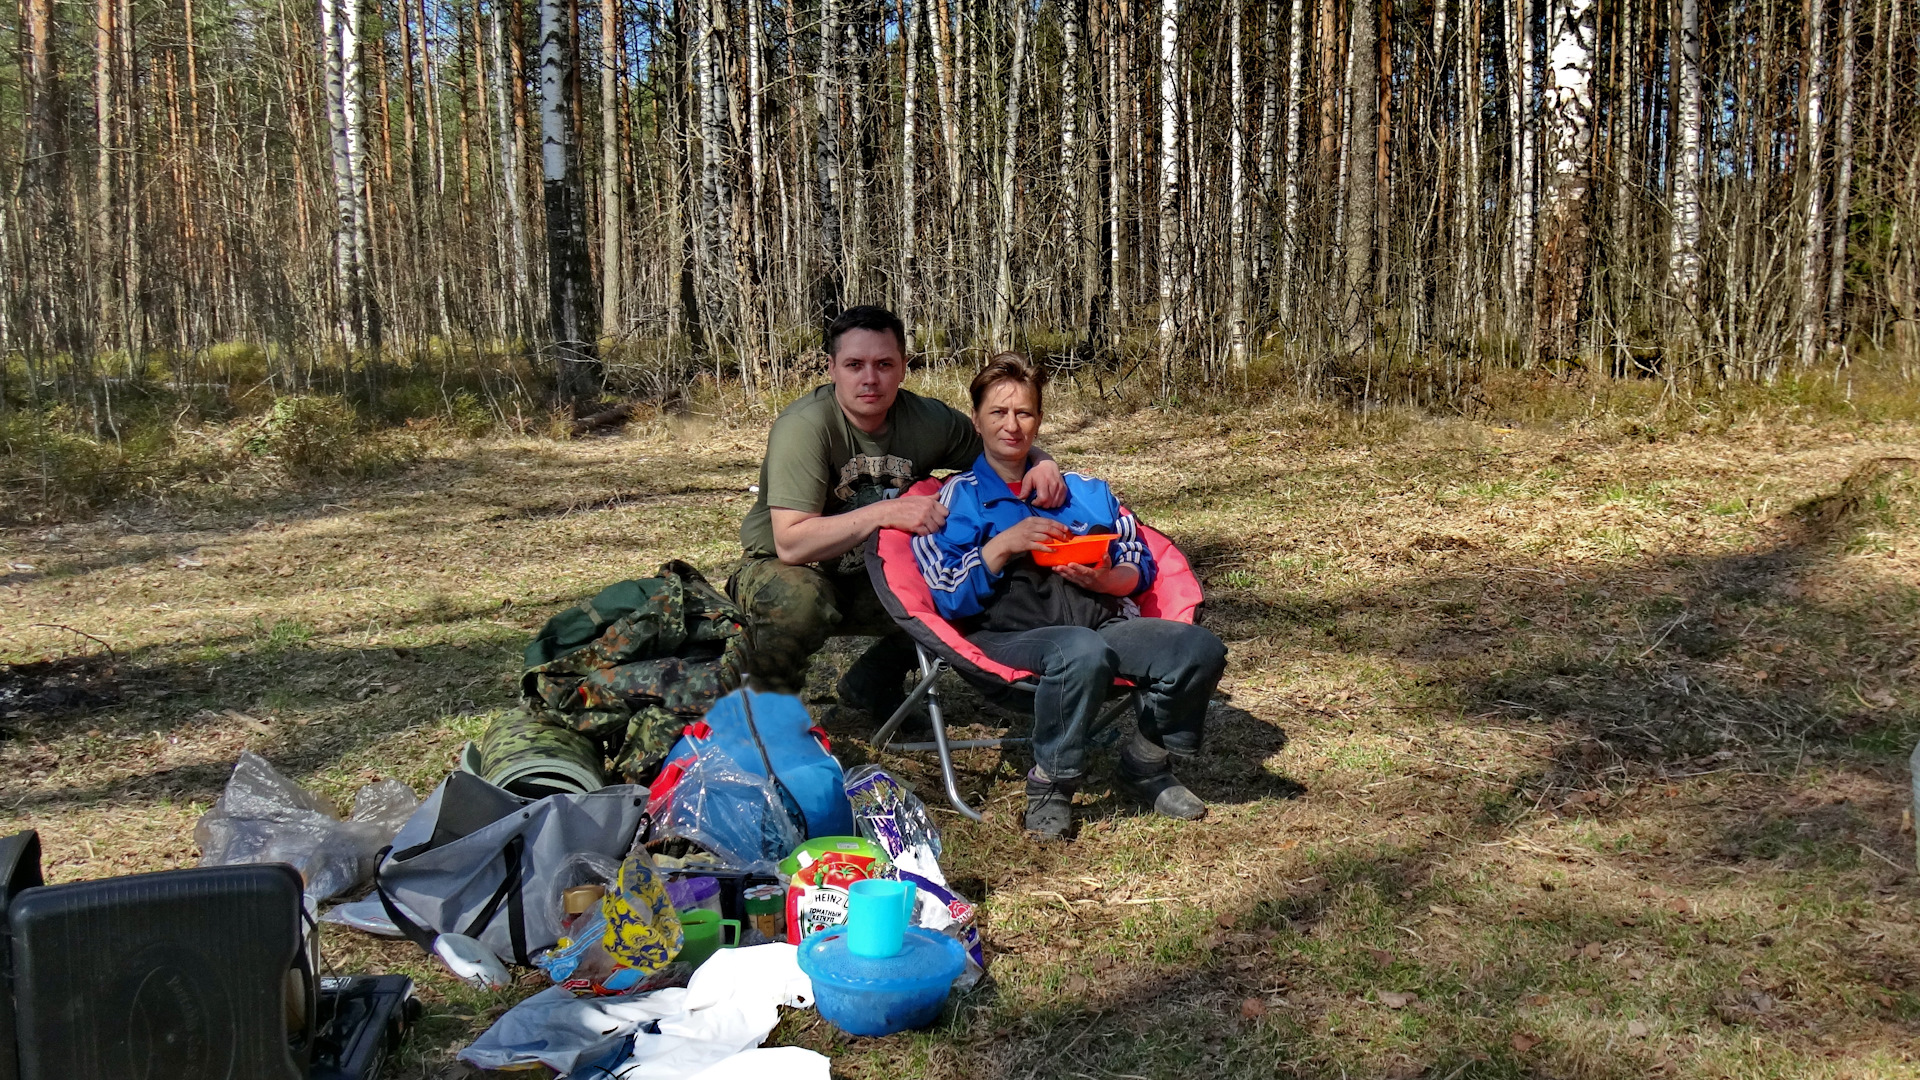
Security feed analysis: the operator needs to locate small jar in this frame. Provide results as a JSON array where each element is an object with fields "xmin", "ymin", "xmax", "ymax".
[{"xmin": 666, "ymin": 875, "xmax": 723, "ymax": 917}]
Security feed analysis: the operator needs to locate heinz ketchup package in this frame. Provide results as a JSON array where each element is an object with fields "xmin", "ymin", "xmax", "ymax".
[{"xmin": 782, "ymin": 837, "xmax": 888, "ymax": 943}]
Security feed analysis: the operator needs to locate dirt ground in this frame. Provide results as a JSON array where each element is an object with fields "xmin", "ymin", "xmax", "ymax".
[{"xmin": 2, "ymin": 387, "xmax": 1917, "ymax": 1079}]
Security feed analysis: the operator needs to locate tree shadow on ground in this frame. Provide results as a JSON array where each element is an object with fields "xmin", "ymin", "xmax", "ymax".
[
  {"xmin": 1191, "ymin": 457, "xmax": 1919, "ymax": 790},
  {"xmin": 0, "ymin": 633, "xmax": 514, "ymax": 814}
]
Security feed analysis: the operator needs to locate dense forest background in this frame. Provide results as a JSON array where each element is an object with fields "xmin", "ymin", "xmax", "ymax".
[{"xmin": 2, "ymin": 0, "xmax": 1917, "ymax": 432}]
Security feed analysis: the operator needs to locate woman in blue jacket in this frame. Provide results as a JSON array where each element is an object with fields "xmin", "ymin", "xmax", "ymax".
[{"xmin": 913, "ymin": 353, "xmax": 1227, "ymax": 839}]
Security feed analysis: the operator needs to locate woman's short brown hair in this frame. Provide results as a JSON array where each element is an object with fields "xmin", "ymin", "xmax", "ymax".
[{"xmin": 968, "ymin": 352, "xmax": 1048, "ymax": 413}]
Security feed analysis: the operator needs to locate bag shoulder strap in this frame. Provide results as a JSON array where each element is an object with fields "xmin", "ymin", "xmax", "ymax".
[{"xmin": 373, "ymin": 834, "xmax": 531, "ymax": 965}]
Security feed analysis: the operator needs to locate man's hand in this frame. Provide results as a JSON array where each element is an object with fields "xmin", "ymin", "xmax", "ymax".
[
  {"xmin": 1053, "ymin": 555, "xmax": 1140, "ymax": 596},
  {"xmin": 879, "ymin": 494, "xmax": 949, "ymax": 536},
  {"xmin": 1020, "ymin": 457, "xmax": 1068, "ymax": 508},
  {"xmin": 982, "ymin": 516, "xmax": 1071, "ymax": 573}
]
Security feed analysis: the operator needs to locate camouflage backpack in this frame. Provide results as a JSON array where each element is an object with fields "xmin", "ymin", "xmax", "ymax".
[{"xmin": 495, "ymin": 561, "xmax": 749, "ymax": 786}]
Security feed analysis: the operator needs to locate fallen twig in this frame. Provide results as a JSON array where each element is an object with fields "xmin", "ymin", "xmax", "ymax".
[{"xmin": 28, "ymin": 624, "xmax": 116, "ymax": 662}]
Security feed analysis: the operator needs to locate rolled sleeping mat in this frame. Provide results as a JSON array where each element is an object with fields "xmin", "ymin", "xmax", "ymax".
[{"xmin": 475, "ymin": 712, "xmax": 607, "ymax": 799}]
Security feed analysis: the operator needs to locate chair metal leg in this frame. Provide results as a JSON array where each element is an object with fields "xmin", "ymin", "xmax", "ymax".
[
  {"xmin": 868, "ymin": 646, "xmax": 1038, "ymax": 822},
  {"xmin": 923, "ymin": 667, "xmax": 985, "ymax": 822},
  {"xmin": 871, "ymin": 658, "xmax": 944, "ymax": 751}
]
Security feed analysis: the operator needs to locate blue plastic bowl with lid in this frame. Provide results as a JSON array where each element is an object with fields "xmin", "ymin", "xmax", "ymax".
[{"xmin": 796, "ymin": 925, "xmax": 967, "ymax": 1036}]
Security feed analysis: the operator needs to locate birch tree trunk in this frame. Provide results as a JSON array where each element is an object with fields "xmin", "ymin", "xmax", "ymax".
[
  {"xmin": 695, "ymin": 0, "xmax": 732, "ymax": 343},
  {"xmin": 747, "ymin": 0, "xmax": 767, "ymax": 320},
  {"xmin": 901, "ymin": 0, "xmax": 920, "ymax": 322},
  {"xmin": 343, "ymin": 0, "xmax": 376, "ymax": 354},
  {"xmin": 540, "ymin": 0, "xmax": 600, "ymax": 406},
  {"xmin": 989, "ymin": 0, "xmax": 1029, "ymax": 350},
  {"xmin": 1229, "ymin": 0, "xmax": 1250, "ymax": 368},
  {"xmin": 1532, "ymin": 0, "xmax": 1595, "ymax": 365},
  {"xmin": 1797, "ymin": 0, "xmax": 1829, "ymax": 369},
  {"xmin": 318, "ymin": 0, "xmax": 358, "ymax": 350},
  {"xmin": 1156, "ymin": 0, "xmax": 1181, "ymax": 381},
  {"xmin": 1256, "ymin": 0, "xmax": 1279, "ymax": 291},
  {"xmin": 1507, "ymin": 0, "xmax": 1535, "ymax": 332},
  {"xmin": 599, "ymin": 0, "xmax": 623, "ymax": 338},
  {"xmin": 1059, "ymin": 0, "xmax": 1082, "ymax": 334},
  {"xmin": 1668, "ymin": 0, "xmax": 1703, "ymax": 328},
  {"xmin": 1107, "ymin": 0, "xmax": 1128, "ymax": 341},
  {"xmin": 1279, "ymin": 0, "xmax": 1305, "ymax": 321}
]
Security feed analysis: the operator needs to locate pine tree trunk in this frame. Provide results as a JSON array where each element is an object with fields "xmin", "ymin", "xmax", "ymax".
[
  {"xmin": 95, "ymin": 0, "xmax": 117, "ymax": 348},
  {"xmin": 492, "ymin": 3, "xmax": 533, "ymax": 336},
  {"xmin": 1824, "ymin": 0, "xmax": 1857, "ymax": 348},
  {"xmin": 1341, "ymin": 0, "xmax": 1376, "ymax": 355},
  {"xmin": 600, "ymin": 0, "xmax": 623, "ymax": 339},
  {"xmin": 541, "ymin": 0, "xmax": 601, "ymax": 407},
  {"xmin": 814, "ymin": 0, "xmax": 844, "ymax": 328},
  {"xmin": 901, "ymin": 0, "xmax": 920, "ymax": 322},
  {"xmin": 116, "ymin": 0, "xmax": 145, "ymax": 366},
  {"xmin": 989, "ymin": 0, "xmax": 1028, "ymax": 350}
]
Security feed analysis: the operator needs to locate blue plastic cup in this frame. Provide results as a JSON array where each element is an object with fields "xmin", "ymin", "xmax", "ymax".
[{"xmin": 846, "ymin": 878, "xmax": 917, "ymax": 958}]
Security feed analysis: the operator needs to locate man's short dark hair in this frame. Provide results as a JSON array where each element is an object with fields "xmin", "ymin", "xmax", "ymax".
[{"xmin": 824, "ymin": 306, "xmax": 907, "ymax": 357}]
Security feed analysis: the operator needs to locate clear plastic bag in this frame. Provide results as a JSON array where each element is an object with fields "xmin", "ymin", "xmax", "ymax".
[
  {"xmin": 535, "ymin": 848, "xmax": 685, "ymax": 994},
  {"xmin": 843, "ymin": 765, "xmax": 944, "ymax": 881},
  {"xmin": 655, "ymin": 742, "xmax": 802, "ymax": 869},
  {"xmin": 194, "ymin": 750, "xmax": 420, "ymax": 906}
]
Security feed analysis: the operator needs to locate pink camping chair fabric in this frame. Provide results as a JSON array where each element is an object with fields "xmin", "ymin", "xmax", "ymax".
[{"xmin": 862, "ymin": 477, "xmax": 1206, "ymax": 819}]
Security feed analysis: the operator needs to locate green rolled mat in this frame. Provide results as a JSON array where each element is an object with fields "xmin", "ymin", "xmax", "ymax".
[{"xmin": 476, "ymin": 710, "xmax": 608, "ymax": 798}]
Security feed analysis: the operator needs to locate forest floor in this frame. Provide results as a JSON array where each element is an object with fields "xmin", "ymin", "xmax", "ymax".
[{"xmin": 2, "ymin": 384, "xmax": 1918, "ymax": 1079}]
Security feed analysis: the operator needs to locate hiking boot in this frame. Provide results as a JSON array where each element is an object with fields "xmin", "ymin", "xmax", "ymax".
[
  {"xmin": 835, "ymin": 633, "xmax": 917, "ymax": 719},
  {"xmin": 1024, "ymin": 773, "xmax": 1078, "ymax": 840},
  {"xmin": 1117, "ymin": 755, "xmax": 1208, "ymax": 821}
]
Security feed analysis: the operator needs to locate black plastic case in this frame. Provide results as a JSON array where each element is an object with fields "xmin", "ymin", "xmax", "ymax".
[{"xmin": 7, "ymin": 862, "xmax": 309, "ymax": 1080}]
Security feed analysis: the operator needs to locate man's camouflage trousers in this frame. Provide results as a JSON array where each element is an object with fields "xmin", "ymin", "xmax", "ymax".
[{"xmin": 724, "ymin": 555, "xmax": 898, "ymax": 693}]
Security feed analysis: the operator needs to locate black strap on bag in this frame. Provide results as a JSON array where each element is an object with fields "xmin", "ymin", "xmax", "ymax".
[
  {"xmin": 738, "ymin": 691, "xmax": 810, "ymax": 842},
  {"xmin": 373, "ymin": 834, "xmax": 531, "ymax": 965}
]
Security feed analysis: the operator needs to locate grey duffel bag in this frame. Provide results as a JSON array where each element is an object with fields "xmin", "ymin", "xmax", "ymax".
[{"xmin": 373, "ymin": 771, "xmax": 648, "ymax": 964}]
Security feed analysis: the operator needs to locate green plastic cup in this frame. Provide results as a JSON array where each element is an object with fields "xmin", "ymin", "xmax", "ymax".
[{"xmin": 677, "ymin": 908, "xmax": 740, "ymax": 969}]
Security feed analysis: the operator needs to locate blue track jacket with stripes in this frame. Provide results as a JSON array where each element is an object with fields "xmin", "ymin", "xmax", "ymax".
[{"xmin": 912, "ymin": 453, "xmax": 1156, "ymax": 623}]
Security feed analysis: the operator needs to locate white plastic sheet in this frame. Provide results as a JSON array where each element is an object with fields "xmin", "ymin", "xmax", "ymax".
[{"xmin": 459, "ymin": 943, "xmax": 824, "ymax": 1079}]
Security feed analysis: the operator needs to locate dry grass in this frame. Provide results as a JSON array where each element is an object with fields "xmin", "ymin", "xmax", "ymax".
[{"xmin": 1, "ymin": 379, "xmax": 1918, "ymax": 1079}]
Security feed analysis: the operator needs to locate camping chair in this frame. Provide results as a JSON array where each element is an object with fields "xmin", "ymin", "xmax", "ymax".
[{"xmin": 863, "ymin": 477, "xmax": 1206, "ymax": 821}]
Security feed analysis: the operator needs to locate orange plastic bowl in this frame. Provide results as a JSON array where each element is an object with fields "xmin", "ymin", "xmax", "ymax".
[{"xmin": 1031, "ymin": 533, "xmax": 1119, "ymax": 567}]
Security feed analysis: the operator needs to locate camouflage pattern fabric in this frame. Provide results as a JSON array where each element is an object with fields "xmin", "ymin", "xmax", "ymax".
[
  {"xmin": 724, "ymin": 555, "xmax": 898, "ymax": 693},
  {"xmin": 492, "ymin": 561, "xmax": 749, "ymax": 785}
]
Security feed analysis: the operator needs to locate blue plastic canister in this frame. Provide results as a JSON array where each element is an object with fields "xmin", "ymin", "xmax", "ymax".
[{"xmin": 796, "ymin": 926, "xmax": 966, "ymax": 1037}]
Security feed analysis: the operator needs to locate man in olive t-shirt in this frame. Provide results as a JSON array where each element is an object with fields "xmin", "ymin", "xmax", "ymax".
[{"xmin": 727, "ymin": 306, "xmax": 1065, "ymax": 708}]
